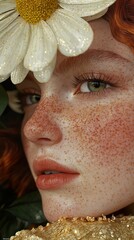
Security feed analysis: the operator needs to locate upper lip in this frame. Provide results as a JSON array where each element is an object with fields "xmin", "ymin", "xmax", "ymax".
[{"xmin": 33, "ymin": 158, "xmax": 79, "ymax": 176}]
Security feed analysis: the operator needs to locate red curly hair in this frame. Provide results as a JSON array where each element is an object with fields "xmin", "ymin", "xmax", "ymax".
[
  {"xmin": 0, "ymin": 0, "xmax": 134, "ymax": 197},
  {"xmin": 106, "ymin": 0, "xmax": 134, "ymax": 52},
  {"xmin": 0, "ymin": 127, "xmax": 36, "ymax": 196}
]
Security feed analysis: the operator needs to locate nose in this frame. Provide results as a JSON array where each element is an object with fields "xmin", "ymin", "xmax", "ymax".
[{"xmin": 23, "ymin": 97, "xmax": 62, "ymax": 146}]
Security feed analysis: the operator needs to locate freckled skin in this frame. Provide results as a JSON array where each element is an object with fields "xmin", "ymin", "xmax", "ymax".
[{"xmin": 19, "ymin": 19, "xmax": 134, "ymax": 222}]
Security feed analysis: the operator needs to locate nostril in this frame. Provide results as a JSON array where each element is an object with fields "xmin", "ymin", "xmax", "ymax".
[
  {"xmin": 36, "ymin": 137, "xmax": 58, "ymax": 146},
  {"xmin": 39, "ymin": 138, "xmax": 51, "ymax": 141},
  {"xmin": 23, "ymin": 111, "xmax": 62, "ymax": 145}
]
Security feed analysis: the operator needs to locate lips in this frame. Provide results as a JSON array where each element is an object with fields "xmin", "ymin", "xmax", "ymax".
[{"xmin": 33, "ymin": 159, "xmax": 79, "ymax": 190}]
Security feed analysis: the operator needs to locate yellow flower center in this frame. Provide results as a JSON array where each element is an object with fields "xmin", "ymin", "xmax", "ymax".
[{"xmin": 16, "ymin": 0, "xmax": 58, "ymax": 24}]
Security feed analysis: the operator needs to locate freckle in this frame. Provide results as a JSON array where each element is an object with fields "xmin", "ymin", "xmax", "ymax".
[{"xmin": 76, "ymin": 103, "xmax": 132, "ymax": 162}]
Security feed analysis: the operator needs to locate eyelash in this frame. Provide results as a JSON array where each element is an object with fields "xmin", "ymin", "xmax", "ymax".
[
  {"xmin": 18, "ymin": 72, "xmax": 118, "ymax": 109},
  {"xmin": 73, "ymin": 72, "xmax": 116, "ymax": 95}
]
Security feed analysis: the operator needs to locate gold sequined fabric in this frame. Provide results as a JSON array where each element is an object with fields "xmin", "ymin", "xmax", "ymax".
[{"xmin": 10, "ymin": 216, "xmax": 134, "ymax": 240}]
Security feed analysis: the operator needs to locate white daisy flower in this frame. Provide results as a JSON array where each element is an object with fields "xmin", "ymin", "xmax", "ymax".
[{"xmin": 0, "ymin": 0, "xmax": 116, "ymax": 84}]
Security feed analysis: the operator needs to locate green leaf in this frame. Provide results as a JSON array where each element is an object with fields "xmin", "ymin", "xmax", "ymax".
[
  {"xmin": 0, "ymin": 84, "xmax": 8, "ymax": 116},
  {"xmin": 0, "ymin": 210, "xmax": 27, "ymax": 238},
  {"xmin": 0, "ymin": 190, "xmax": 47, "ymax": 238},
  {"xmin": 6, "ymin": 191, "xmax": 46, "ymax": 224}
]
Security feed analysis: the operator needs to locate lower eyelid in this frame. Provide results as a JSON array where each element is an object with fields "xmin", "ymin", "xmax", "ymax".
[{"xmin": 76, "ymin": 88, "xmax": 114, "ymax": 99}]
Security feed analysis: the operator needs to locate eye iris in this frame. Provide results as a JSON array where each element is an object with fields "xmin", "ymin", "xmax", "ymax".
[
  {"xmin": 88, "ymin": 81, "xmax": 106, "ymax": 92},
  {"xmin": 29, "ymin": 94, "xmax": 40, "ymax": 104}
]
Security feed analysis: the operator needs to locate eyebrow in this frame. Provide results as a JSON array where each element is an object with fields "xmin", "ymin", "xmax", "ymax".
[
  {"xmin": 87, "ymin": 49, "xmax": 133, "ymax": 63},
  {"xmin": 17, "ymin": 72, "xmax": 39, "ymax": 87},
  {"xmin": 56, "ymin": 49, "xmax": 133, "ymax": 74}
]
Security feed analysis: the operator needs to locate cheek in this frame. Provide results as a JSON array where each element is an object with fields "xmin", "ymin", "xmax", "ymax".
[
  {"xmin": 21, "ymin": 121, "xmax": 33, "ymax": 169},
  {"xmin": 65, "ymin": 101, "xmax": 134, "ymax": 201},
  {"xmin": 21, "ymin": 120, "xmax": 28, "ymax": 148},
  {"xmin": 91, "ymin": 106, "xmax": 133, "ymax": 162},
  {"xmin": 69, "ymin": 101, "xmax": 134, "ymax": 167}
]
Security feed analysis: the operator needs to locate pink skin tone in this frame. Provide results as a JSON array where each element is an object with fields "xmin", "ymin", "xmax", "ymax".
[{"xmin": 18, "ymin": 19, "xmax": 134, "ymax": 222}]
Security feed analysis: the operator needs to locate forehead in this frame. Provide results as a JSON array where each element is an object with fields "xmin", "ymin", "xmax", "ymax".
[
  {"xmin": 17, "ymin": 18, "xmax": 134, "ymax": 87},
  {"xmin": 56, "ymin": 18, "xmax": 134, "ymax": 67},
  {"xmin": 90, "ymin": 19, "xmax": 134, "ymax": 61}
]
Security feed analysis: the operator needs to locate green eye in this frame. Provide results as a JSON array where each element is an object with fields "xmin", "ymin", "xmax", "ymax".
[
  {"xmin": 79, "ymin": 80, "xmax": 109, "ymax": 93},
  {"xmin": 19, "ymin": 93, "xmax": 41, "ymax": 109},
  {"xmin": 87, "ymin": 81, "xmax": 107, "ymax": 92},
  {"xmin": 27, "ymin": 94, "xmax": 40, "ymax": 105}
]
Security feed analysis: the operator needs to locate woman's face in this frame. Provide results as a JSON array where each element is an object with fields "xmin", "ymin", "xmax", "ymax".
[{"xmin": 18, "ymin": 18, "xmax": 134, "ymax": 222}]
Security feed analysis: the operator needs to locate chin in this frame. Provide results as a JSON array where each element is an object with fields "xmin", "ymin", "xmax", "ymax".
[{"xmin": 43, "ymin": 202, "xmax": 134, "ymax": 223}]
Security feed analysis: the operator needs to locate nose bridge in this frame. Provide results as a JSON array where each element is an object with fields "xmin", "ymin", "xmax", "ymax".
[
  {"xmin": 38, "ymin": 94, "xmax": 62, "ymax": 114},
  {"xmin": 23, "ymin": 96, "xmax": 63, "ymax": 144}
]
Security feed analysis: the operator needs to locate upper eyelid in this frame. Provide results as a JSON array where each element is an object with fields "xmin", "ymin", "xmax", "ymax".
[
  {"xmin": 18, "ymin": 91, "xmax": 41, "ymax": 103},
  {"xmin": 17, "ymin": 88, "xmax": 41, "ymax": 98},
  {"xmin": 73, "ymin": 73, "xmax": 117, "ymax": 88},
  {"xmin": 72, "ymin": 72, "xmax": 119, "ymax": 96}
]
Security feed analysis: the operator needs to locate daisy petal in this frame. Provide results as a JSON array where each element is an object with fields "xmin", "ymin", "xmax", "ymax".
[
  {"xmin": 0, "ymin": 15, "xmax": 21, "ymax": 42},
  {"xmin": 0, "ymin": 0, "xmax": 15, "ymax": 14},
  {"xmin": 0, "ymin": 10, "xmax": 19, "ymax": 32},
  {"xmin": 0, "ymin": 19, "xmax": 30, "ymax": 76},
  {"xmin": 59, "ymin": 0, "xmax": 116, "ymax": 17},
  {"xmin": 24, "ymin": 21, "xmax": 57, "ymax": 72},
  {"xmin": 47, "ymin": 9, "xmax": 93, "ymax": 57},
  {"xmin": 84, "ymin": 9, "xmax": 108, "ymax": 21},
  {"xmin": 0, "ymin": 19, "xmax": 21, "ymax": 55},
  {"xmin": 0, "ymin": 74, "xmax": 10, "ymax": 82},
  {"xmin": 34, "ymin": 56, "xmax": 57, "ymax": 83},
  {"xmin": 11, "ymin": 62, "xmax": 29, "ymax": 84}
]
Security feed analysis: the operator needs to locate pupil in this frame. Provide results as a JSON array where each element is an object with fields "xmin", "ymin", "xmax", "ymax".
[
  {"xmin": 30, "ymin": 94, "xmax": 40, "ymax": 103},
  {"xmin": 34, "ymin": 95, "xmax": 40, "ymax": 102},
  {"xmin": 92, "ymin": 81, "xmax": 101, "ymax": 88}
]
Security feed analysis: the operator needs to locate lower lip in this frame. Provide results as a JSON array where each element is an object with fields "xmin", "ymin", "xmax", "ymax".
[{"xmin": 36, "ymin": 173, "xmax": 79, "ymax": 190}]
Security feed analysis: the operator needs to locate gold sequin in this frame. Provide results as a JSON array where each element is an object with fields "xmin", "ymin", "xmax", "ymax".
[
  {"xmin": 10, "ymin": 216, "xmax": 134, "ymax": 240},
  {"xmin": 16, "ymin": 0, "xmax": 58, "ymax": 24}
]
